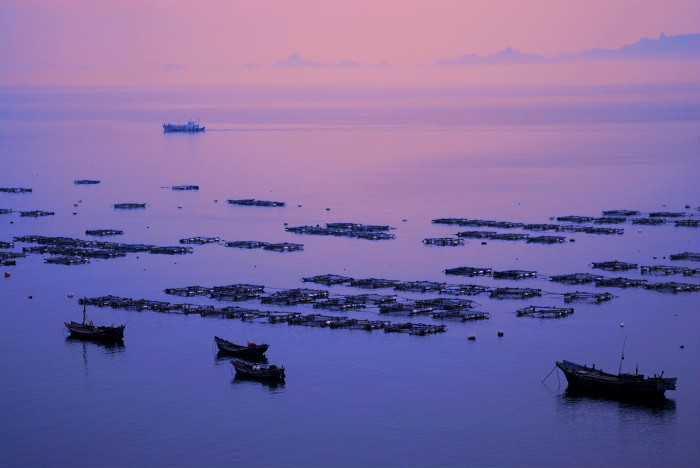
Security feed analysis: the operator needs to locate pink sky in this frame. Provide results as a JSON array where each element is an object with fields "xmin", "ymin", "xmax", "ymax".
[{"xmin": 1, "ymin": 0, "xmax": 698, "ymax": 87}]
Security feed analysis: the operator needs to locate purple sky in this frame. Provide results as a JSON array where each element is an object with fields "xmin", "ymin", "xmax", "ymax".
[{"xmin": 1, "ymin": 0, "xmax": 698, "ymax": 86}]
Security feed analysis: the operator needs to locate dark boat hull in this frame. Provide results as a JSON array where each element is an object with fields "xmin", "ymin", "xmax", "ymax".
[
  {"xmin": 231, "ymin": 359, "xmax": 284, "ymax": 381},
  {"xmin": 556, "ymin": 360, "xmax": 676, "ymax": 399},
  {"xmin": 65, "ymin": 321, "xmax": 125, "ymax": 341},
  {"xmin": 214, "ymin": 336, "xmax": 268, "ymax": 357}
]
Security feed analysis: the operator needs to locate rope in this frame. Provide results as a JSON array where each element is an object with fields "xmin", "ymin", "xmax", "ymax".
[{"xmin": 541, "ymin": 364, "xmax": 558, "ymax": 384}]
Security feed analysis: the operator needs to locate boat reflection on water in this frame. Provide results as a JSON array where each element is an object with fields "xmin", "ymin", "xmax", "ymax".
[
  {"xmin": 216, "ymin": 351, "xmax": 268, "ymax": 364},
  {"xmin": 65, "ymin": 335, "xmax": 125, "ymax": 352},
  {"xmin": 231, "ymin": 374, "xmax": 286, "ymax": 392},
  {"xmin": 561, "ymin": 388, "xmax": 677, "ymax": 415},
  {"xmin": 65, "ymin": 336, "xmax": 125, "ymax": 378}
]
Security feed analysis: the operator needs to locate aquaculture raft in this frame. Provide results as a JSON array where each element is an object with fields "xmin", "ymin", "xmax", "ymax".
[
  {"xmin": 563, "ymin": 291, "xmax": 613, "ymax": 303},
  {"xmin": 444, "ymin": 266, "xmax": 492, "ymax": 277},
  {"xmin": 490, "ymin": 287, "xmax": 541, "ymax": 299},
  {"xmin": 493, "ymin": 270, "xmax": 537, "ymax": 280},
  {"xmin": 0, "ymin": 187, "xmax": 32, "ymax": 193},
  {"xmin": 286, "ymin": 223, "xmax": 395, "ymax": 240},
  {"xmin": 19, "ymin": 210, "xmax": 54, "ymax": 217},
  {"xmin": 550, "ymin": 273, "xmax": 604, "ymax": 284},
  {"xmin": 422, "ymin": 238, "xmax": 465, "ymax": 246},
  {"xmin": 226, "ymin": 199, "xmax": 285, "ymax": 207},
  {"xmin": 224, "ymin": 240, "xmax": 304, "ymax": 252},
  {"xmin": 113, "ymin": 203, "xmax": 146, "ymax": 209},
  {"xmin": 670, "ymin": 252, "xmax": 700, "ymax": 261},
  {"xmin": 594, "ymin": 277, "xmax": 647, "ymax": 288},
  {"xmin": 516, "ymin": 306, "xmax": 574, "ymax": 318},
  {"xmin": 591, "ymin": 261, "xmax": 638, "ymax": 271},
  {"xmin": 86, "ymin": 229, "xmax": 124, "ymax": 237}
]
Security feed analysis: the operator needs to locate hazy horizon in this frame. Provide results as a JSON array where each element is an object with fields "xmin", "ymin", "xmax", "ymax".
[{"xmin": 2, "ymin": 1, "xmax": 699, "ymax": 87}]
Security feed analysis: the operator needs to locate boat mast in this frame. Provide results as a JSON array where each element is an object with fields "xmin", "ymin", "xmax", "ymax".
[{"xmin": 618, "ymin": 336, "xmax": 627, "ymax": 374}]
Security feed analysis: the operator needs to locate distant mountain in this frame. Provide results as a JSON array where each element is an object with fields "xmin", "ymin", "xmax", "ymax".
[
  {"xmin": 336, "ymin": 60, "xmax": 361, "ymax": 67},
  {"xmin": 437, "ymin": 33, "xmax": 700, "ymax": 66},
  {"xmin": 556, "ymin": 33, "xmax": 700, "ymax": 61},
  {"xmin": 274, "ymin": 53, "xmax": 325, "ymax": 67},
  {"xmin": 273, "ymin": 54, "xmax": 369, "ymax": 68},
  {"xmin": 437, "ymin": 47, "xmax": 545, "ymax": 66}
]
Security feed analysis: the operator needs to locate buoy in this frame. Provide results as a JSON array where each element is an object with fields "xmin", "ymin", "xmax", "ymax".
[
  {"xmin": 680, "ymin": 345, "xmax": 684, "ymax": 349},
  {"xmin": 638, "ymin": 229, "xmax": 642, "ymax": 233},
  {"xmin": 620, "ymin": 323, "xmax": 624, "ymax": 327}
]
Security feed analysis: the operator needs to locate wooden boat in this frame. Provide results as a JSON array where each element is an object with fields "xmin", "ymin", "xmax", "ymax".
[
  {"xmin": 65, "ymin": 303, "xmax": 125, "ymax": 341},
  {"xmin": 214, "ymin": 336, "xmax": 268, "ymax": 357},
  {"xmin": 556, "ymin": 360, "xmax": 676, "ymax": 399},
  {"xmin": 231, "ymin": 359, "xmax": 285, "ymax": 381}
]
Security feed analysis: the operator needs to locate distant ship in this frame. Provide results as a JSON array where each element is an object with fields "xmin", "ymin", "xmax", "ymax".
[{"xmin": 162, "ymin": 120, "xmax": 205, "ymax": 132}]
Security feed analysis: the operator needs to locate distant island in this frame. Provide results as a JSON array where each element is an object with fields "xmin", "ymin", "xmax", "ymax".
[{"xmin": 437, "ymin": 33, "xmax": 700, "ymax": 65}]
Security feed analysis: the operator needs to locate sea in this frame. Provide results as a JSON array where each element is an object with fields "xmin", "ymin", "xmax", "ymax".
[{"xmin": 1, "ymin": 83, "xmax": 699, "ymax": 467}]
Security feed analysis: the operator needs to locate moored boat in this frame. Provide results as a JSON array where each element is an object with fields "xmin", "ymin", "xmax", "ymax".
[
  {"xmin": 214, "ymin": 336, "xmax": 268, "ymax": 357},
  {"xmin": 231, "ymin": 359, "xmax": 285, "ymax": 381},
  {"xmin": 162, "ymin": 120, "xmax": 205, "ymax": 132},
  {"xmin": 556, "ymin": 360, "xmax": 676, "ymax": 399},
  {"xmin": 65, "ymin": 303, "xmax": 125, "ymax": 341}
]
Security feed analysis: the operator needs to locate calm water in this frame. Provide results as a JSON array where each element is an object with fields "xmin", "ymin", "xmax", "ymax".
[{"xmin": 1, "ymin": 84, "xmax": 699, "ymax": 467}]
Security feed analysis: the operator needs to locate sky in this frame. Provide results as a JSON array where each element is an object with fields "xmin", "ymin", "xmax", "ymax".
[{"xmin": 1, "ymin": 0, "xmax": 699, "ymax": 87}]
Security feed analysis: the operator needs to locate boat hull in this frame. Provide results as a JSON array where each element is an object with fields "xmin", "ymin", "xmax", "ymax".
[
  {"xmin": 214, "ymin": 337, "xmax": 268, "ymax": 357},
  {"xmin": 556, "ymin": 360, "xmax": 676, "ymax": 399},
  {"xmin": 65, "ymin": 321, "xmax": 125, "ymax": 341},
  {"xmin": 231, "ymin": 359, "xmax": 285, "ymax": 381},
  {"xmin": 162, "ymin": 122, "xmax": 205, "ymax": 132}
]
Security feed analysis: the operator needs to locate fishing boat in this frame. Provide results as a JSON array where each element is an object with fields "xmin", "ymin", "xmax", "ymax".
[
  {"xmin": 65, "ymin": 303, "xmax": 125, "ymax": 341},
  {"xmin": 555, "ymin": 360, "xmax": 676, "ymax": 399},
  {"xmin": 162, "ymin": 120, "xmax": 205, "ymax": 132},
  {"xmin": 231, "ymin": 359, "xmax": 285, "ymax": 381},
  {"xmin": 214, "ymin": 336, "xmax": 268, "ymax": 357}
]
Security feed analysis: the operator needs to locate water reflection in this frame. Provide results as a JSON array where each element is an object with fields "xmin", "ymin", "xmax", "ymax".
[
  {"xmin": 560, "ymin": 388, "xmax": 677, "ymax": 415},
  {"xmin": 64, "ymin": 336, "xmax": 125, "ymax": 379},
  {"xmin": 231, "ymin": 374, "xmax": 286, "ymax": 392},
  {"xmin": 64, "ymin": 335, "xmax": 126, "ymax": 353},
  {"xmin": 215, "ymin": 351, "xmax": 268, "ymax": 364}
]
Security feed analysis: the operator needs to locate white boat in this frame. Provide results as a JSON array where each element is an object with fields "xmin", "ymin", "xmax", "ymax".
[{"xmin": 162, "ymin": 120, "xmax": 205, "ymax": 132}]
